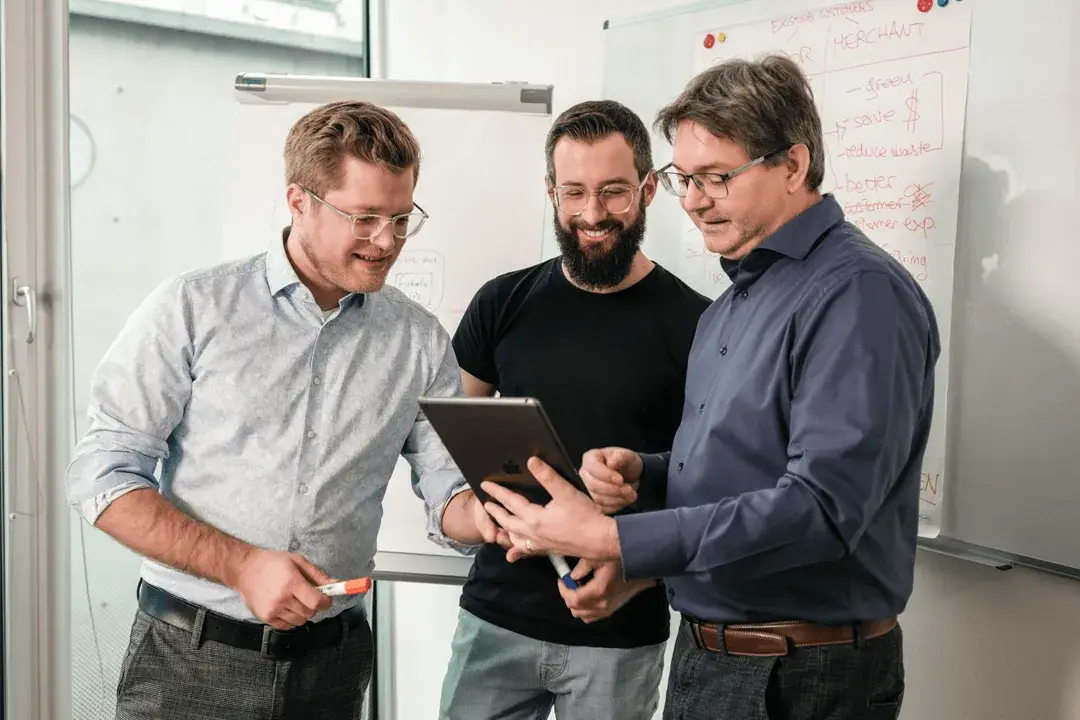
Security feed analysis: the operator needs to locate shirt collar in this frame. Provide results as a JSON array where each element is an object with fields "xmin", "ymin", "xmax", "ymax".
[
  {"xmin": 720, "ymin": 193, "xmax": 845, "ymax": 284},
  {"xmin": 265, "ymin": 227, "xmax": 365, "ymax": 310},
  {"xmin": 266, "ymin": 226, "xmax": 303, "ymax": 296}
]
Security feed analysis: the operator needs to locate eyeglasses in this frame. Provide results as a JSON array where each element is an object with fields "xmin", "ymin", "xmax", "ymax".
[
  {"xmin": 552, "ymin": 176, "xmax": 649, "ymax": 216},
  {"xmin": 304, "ymin": 188, "xmax": 429, "ymax": 240},
  {"xmin": 656, "ymin": 147, "xmax": 790, "ymax": 200}
]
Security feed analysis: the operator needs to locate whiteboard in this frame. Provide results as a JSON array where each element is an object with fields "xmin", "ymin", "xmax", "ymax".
[
  {"xmin": 604, "ymin": 0, "xmax": 1080, "ymax": 576},
  {"xmin": 224, "ymin": 78, "xmax": 554, "ymax": 581}
]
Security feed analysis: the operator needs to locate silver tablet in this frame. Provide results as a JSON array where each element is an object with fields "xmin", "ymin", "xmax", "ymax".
[{"xmin": 418, "ymin": 395, "xmax": 588, "ymax": 506}]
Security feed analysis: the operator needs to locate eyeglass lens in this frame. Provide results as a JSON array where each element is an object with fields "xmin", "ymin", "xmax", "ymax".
[
  {"xmin": 658, "ymin": 171, "xmax": 729, "ymax": 199},
  {"xmin": 351, "ymin": 213, "xmax": 426, "ymax": 240},
  {"xmin": 556, "ymin": 185, "xmax": 637, "ymax": 215}
]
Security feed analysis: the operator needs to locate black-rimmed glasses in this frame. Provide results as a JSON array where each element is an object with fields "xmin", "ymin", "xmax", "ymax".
[{"xmin": 657, "ymin": 147, "xmax": 790, "ymax": 200}]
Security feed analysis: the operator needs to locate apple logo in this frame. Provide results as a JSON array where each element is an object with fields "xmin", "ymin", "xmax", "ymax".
[{"xmin": 501, "ymin": 460, "xmax": 521, "ymax": 475}]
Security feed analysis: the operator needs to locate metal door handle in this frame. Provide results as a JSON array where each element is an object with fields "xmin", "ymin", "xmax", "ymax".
[{"xmin": 12, "ymin": 278, "xmax": 37, "ymax": 344}]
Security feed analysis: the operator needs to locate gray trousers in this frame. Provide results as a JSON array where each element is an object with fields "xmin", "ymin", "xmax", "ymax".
[
  {"xmin": 439, "ymin": 608, "xmax": 666, "ymax": 720},
  {"xmin": 115, "ymin": 609, "xmax": 373, "ymax": 720},
  {"xmin": 664, "ymin": 619, "xmax": 905, "ymax": 720}
]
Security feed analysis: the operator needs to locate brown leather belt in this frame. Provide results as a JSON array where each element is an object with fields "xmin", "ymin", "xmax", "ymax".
[{"xmin": 685, "ymin": 615, "xmax": 898, "ymax": 657}]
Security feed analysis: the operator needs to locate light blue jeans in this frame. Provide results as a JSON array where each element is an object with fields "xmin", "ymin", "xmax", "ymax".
[{"xmin": 439, "ymin": 609, "xmax": 666, "ymax": 720}]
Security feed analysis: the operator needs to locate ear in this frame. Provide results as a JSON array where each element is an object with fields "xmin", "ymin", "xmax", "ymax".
[
  {"xmin": 546, "ymin": 180, "xmax": 558, "ymax": 209},
  {"xmin": 641, "ymin": 170, "xmax": 658, "ymax": 208},
  {"xmin": 285, "ymin": 184, "xmax": 308, "ymax": 221},
  {"xmin": 783, "ymin": 145, "xmax": 811, "ymax": 194}
]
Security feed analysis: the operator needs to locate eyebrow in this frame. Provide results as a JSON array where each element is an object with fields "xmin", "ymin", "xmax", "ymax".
[
  {"xmin": 342, "ymin": 205, "xmax": 413, "ymax": 216},
  {"xmin": 670, "ymin": 163, "xmax": 733, "ymax": 174},
  {"xmin": 558, "ymin": 177, "xmax": 637, "ymax": 187}
]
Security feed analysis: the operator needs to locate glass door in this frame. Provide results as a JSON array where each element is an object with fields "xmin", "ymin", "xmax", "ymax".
[{"xmin": 2, "ymin": 0, "xmax": 71, "ymax": 718}]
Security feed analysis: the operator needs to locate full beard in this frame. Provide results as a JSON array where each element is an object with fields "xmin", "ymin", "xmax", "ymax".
[{"xmin": 554, "ymin": 206, "xmax": 646, "ymax": 290}]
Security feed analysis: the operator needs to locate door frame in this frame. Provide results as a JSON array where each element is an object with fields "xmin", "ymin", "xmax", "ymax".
[{"xmin": 2, "ymin": 0, "xmax": 73, "ymax": 718}]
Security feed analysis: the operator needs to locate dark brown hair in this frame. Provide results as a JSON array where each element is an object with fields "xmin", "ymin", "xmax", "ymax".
[{"xmin": 545, "ymin": 100, "xmax": 653, "ymax": 185}]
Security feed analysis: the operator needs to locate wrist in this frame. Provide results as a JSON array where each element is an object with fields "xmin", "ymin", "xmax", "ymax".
[
  {"xmin": 590, "ymin": 516, "xmax": 621, "ymax": 561},
  {"xmin": 630, "ymin": 453, "xmax": 644, "ymax": 487},
  {"xmin": 222, "ymin": 543, "xmax": 256, "ymax": 589}
]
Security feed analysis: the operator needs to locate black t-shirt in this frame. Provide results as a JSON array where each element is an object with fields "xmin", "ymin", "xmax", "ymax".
[{"xmin": 451, "ymin": 257, "xmax": 710, "ymax": 648}]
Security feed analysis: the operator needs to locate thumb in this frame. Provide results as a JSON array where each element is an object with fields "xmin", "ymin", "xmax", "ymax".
[
  {"xmin": 527, "ymin": 456, "xmax": 573, "ymax": 499},
  {"xmin": 292, "ymin": 555, "xmax": 333, "ymax": 586},
  {"xmin": 570, "ymin": 558, "xmax": 596, "ymax": 581}
]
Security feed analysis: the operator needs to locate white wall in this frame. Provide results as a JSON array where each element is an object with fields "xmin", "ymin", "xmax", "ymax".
[{"xmin": 382, "ymin": 3, "xmax": 1080, "ymax": 720}]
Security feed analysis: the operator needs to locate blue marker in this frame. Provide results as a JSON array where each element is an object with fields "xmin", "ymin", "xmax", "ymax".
[{"xmin": 548, "ymin": 552, "xmax": 579, "ymax": 589}]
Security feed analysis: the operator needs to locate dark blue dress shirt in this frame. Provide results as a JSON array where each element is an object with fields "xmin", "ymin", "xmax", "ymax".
[{"xmin": 616, "ymin": 194, "xmax": 941, "ymax": 624}]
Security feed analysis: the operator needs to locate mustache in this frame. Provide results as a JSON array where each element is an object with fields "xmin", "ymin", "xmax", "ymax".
[{"xmin": 569, "ymin": 218, "xmax": 623, "ymax": 233}]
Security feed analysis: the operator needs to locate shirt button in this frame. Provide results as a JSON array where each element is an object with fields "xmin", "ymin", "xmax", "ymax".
[
  {"xmin": 719, "ymin": 346, "xmax": 728, "ymax": 356},
  {"xmin": 307, "ymin": 430, "xmax": 317, "ymax": 439},
  {"xmin": 298, "ymin": 483, "xmax": 309, "ymax": 494},
  {"xmin": 667, "ymin": 588, "xmax": 675, "ymax": 600},
  {"xmin": 313, "ymin": 377, "xmax": 321, "ymax": 386},
  {"xmin": 677, "ymin": 462, "xmax": 684, "ymax": 471},
  {"xmin": 288, "ymin": 539, "xmax": 299, "ymax": 551},
  {"xmin": 698, "ymin": 403, "xmax": 705, "ymax": 413},
  {"xmin": 740, "ymin": 290, "xmax": 748, "ymax": 299}
]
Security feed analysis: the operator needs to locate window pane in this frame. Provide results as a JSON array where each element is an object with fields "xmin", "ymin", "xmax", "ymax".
[{"xmin": 67, "ymin": 4, "xmax": 366, "ymax": 717}]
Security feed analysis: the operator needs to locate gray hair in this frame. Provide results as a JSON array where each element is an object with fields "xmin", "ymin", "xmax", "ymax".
[
  {"xmin": 654, "ymin": 54, "xmax": 824, "ymax": 190},
  {"xmin": 544, "ymin": 100, "xmax": 652, "ymax": 185}
]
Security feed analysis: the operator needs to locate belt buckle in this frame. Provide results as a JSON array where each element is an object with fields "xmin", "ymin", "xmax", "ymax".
[{"xmin": 261, "ymin": 623, "xmax": 311, "ymax": 660}]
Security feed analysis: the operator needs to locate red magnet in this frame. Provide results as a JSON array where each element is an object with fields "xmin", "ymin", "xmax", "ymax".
[
  {"xmin": 704, "ymin": 33, "xmax": 716, "ymax": 49},
  {"xmin": 917, "ymin": 0, "xmax": 932, "ymax": 11}
]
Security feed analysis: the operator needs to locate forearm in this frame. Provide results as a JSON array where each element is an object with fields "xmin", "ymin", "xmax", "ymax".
[
  {"xmin": 617, "ymin": 478, "xmax": 846, "ymax": 580},
  {"xmin": 440, "ymin": 490, "xmax": 485, "ymax": 546},
  {"xmin": 94, "ymin": 488, "xmax": 255, "ymax": 588}
]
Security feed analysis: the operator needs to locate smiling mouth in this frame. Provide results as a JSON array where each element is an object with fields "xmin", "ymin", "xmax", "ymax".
[
  {"xmin": 352, "ymin": 252, "xmax": 389, "ymax": 264},
  {"xmin": 577, "ymin": 227, "xmax": 617, "ymax": 241}
]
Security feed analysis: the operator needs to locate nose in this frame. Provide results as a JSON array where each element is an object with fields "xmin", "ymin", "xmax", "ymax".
[
  {"xmin": 681, "ymin": 181, "xmax": 712, "ymax": 216},
  {"xmin": 579, "ymin": 195, "xmax": 608, "ymax": 227},
  {"xmin": 369, "ymin": 223, "xmax": 397, "ymax": 251}
]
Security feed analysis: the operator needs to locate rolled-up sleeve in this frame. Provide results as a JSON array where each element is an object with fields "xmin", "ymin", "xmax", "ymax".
[
  {"xmin": 617, "ymin": 271, "xmax": 933, "ymax": 580},
  {"xmin": 401, "ymin": 329, "xmax": 479, "ymax": 555},
  {"xmin": 66, "ymin": 277, "xmax": 194, "ymax": 524}
]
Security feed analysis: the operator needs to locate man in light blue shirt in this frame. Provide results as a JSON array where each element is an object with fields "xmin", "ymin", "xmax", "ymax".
[{"xmin": 66, "ymin": 100, "xmax": 495, "ymax": 720}]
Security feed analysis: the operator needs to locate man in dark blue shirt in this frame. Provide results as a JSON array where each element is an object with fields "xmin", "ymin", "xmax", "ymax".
[{"xmin": 482, "ymin": 54, "xmax": 941, "ymax": 720}]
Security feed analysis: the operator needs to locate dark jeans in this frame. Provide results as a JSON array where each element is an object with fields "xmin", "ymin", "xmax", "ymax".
[
  {"xmin": 115, "ymin": 609, "xmax": 374, "ymax": 720},
  {"xmin": 664, "ymin": 619, "xmax": 904, "ymax": 720}
]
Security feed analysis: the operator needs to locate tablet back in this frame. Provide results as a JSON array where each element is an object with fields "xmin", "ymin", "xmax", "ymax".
[{"xmin": 418, "ymin": 396, "xmax": 586, "ymax": 506}]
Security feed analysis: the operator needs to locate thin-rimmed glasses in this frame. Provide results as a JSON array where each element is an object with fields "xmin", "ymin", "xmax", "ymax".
[{"xmin": 304, "ymin": 188, "xmax": 429, "ymax": 240}]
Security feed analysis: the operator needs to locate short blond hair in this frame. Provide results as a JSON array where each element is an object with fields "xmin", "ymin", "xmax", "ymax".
[{"xmin": 283, "ymin": 100, "xmax": 421, "ymax": 195}]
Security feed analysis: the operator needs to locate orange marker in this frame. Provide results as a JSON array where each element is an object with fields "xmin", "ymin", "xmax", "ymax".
[{"xmin": 316, "ymin": 577, "xmax": 372, "ymax": 597}]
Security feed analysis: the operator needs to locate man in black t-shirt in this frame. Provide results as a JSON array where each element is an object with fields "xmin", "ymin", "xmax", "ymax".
[{"xmin": 438, "ymin": 100, "xmax": 710, "ymax": 720}]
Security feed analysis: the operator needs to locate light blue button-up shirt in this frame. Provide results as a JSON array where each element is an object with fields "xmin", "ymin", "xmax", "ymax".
[{"xmin": 66, "ymin": 234, "xmax": 473, "ymax": 622}]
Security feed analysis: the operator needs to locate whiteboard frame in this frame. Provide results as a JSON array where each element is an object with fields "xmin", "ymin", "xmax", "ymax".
[
  {"xmin": 601, "ymin": 0, "xmax": 1080, "ymax": 582},
  {"xmin": 231, "ymin": 73, "xmax": 555, "ymax": 585}
]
